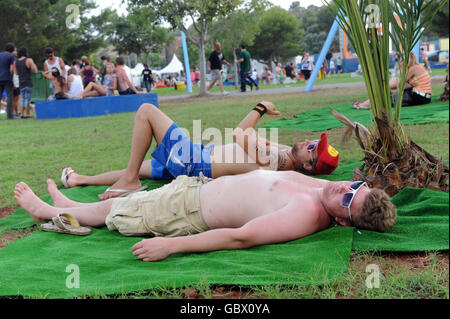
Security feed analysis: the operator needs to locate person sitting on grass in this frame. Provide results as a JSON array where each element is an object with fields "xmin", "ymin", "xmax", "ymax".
[
  {"xmin": 60, "ymin": 101, "xmax": 341, "ymax": 200},
  {"xmin": 77, "ymin": 63, "xmax": 117, "ymax": 98},
  {"xmin": 15, "ymin": 169, "xmax": 397, "ymax": 262},
  {"xmin": 353, "ymin": 52, "xmax": 431, "ymax": 109},
  {"xmin": 66, "ymin": 68, "xmax": 84, "ymax": 97},
  {"xmin": 43, "ymin": 67, "xmax": 69, "ymax": 100},
  {"xmin": 115, "ymin": 56, "xmax": 141, "ymax": 95}
]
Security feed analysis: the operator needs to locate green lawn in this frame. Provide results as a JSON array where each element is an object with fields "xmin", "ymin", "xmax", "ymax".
[
  {"xmin": 0, "ymin": 81, "xmax": 448, "ymax": 299},
  {"xmin": 152, "ymin": 67, "xmax": 447, "ymax": 96}
]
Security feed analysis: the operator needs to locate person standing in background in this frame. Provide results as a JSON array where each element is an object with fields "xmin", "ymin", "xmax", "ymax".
[
  {"xmin": 43, "ymin": 47, "xmax": 65, "ymax": 94},
  {"xmin": 15, "ymin": 46, "xmax": 38, "ymax": 118},
  {"xmin": 207, "ymin": 42, "xmax": 231, "ymax": 95},
  {"xmin": 337, "ymin": 56, "xmax": 343, "ymax": 74},
  {"xmin": 194, "ymin": 68, "xmax": 200, "ymax": 86},
  {"xmin": 300, "ymin": 52, "xmax": 314, "ymax": 83},
  {"xmin": 236, "ymin": 44, "xmax": 252, "ymax": 92},
  {"xmin": 142, "ymin": 64, "xmax": 153, "ymax": 92},
  {"xmin": 12, "ymin": 47, "xmax": 21, "ymax": 118},
  {"xmin": 325, "ymin": 51, "xmax": 333, "ymax": 75},
  {"xmin": 0, "ymin": 42, "xmax": 16, "ymax": 119}
]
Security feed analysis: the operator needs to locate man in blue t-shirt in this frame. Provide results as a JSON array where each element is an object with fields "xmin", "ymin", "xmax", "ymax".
[{"xmin": 0, "ymin": 43, "xmax": 16, "ymax": 119}]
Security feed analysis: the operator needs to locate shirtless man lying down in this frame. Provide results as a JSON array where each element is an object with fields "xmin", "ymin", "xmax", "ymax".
[
  {"xmin": 15, "ymin": 169, "xmax": 396, "ymax": 262},
  {"xmin": 60, "ymin": 101, "xmax": 340, "ymax": 200}
]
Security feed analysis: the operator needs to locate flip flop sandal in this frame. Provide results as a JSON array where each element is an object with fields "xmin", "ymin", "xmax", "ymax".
[
  {"xmin": 102, "ymin": 185, "xmax": 148, "ymax": 198},
  {"xmin": 60, "ymin": 168, "xmax": 74, "ymax": 188},
  {"xmin": 40, "ymin": 213, "xmax": 91, "ymax": 236}
]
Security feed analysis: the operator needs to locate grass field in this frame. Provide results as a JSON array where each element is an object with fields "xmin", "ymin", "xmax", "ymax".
[
  {"xmin": 0, "ymin": 79, "xmax": 448, "ymax": 299},
  {"xmin": 147, "ymin": 67, "xmax": 448, "ymax": 96}
]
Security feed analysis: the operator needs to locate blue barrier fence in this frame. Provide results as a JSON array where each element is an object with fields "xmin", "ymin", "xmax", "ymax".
[{"xmin": 35, "ymin": 93, "xmax": 158, "ymax": 119}]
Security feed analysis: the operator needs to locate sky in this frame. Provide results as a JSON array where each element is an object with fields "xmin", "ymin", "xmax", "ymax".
[{"xmin": 94, "ymin": 0, "xmax": 326, "ymax": 16}]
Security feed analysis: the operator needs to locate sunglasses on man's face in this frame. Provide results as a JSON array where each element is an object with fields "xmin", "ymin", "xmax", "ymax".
[
  {"xmin": 307, "ymin": 140, "xmax": 319, "ymax": 152},
  {"xmin": 340, "ymin": 181, "xmax": 367, "ymax": 222}
]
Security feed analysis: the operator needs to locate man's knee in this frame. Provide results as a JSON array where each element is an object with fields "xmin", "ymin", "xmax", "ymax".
[{"xmin": 137, "ymin": 103, "xmax": 158, "ymax": 117}]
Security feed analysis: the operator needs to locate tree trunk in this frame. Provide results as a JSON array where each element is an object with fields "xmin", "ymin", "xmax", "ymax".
[
  {"xmin": 332, "ymin": 110, "xmax": 449, "ymax": 197},
  {"xmin": 353, "ymin": 140, "xmax": 449, "ymax": 197},
  {"xmin": 232, "ymin": 48, "xmax": 239, "ymax": 90}
]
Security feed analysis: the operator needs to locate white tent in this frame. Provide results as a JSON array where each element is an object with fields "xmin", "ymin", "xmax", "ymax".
[{"xmin": 154, "ymin": 54, "xmax": 184, "ymax": 75}]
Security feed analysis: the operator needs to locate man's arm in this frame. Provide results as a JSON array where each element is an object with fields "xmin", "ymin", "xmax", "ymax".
[
  {"xmin": 27, "ymin": 58, "xmax": 38, "ymax": 74},
  {"xmin": 233, "ymin": 102, "xmax": 288, "ymax": 153},
  {"xmin": 132, "ymin": 201, "xmax": 317, "ymax": 262},
  {"xmin": 234, "ymin": 101, "xmax": 279, "ymax": 131},
  {"xmin": 233, "ymin": 125, "xmax": 275, "ymax": 167}
]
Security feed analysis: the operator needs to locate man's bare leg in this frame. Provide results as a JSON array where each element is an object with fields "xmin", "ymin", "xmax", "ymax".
[
  {"xmin": 218, "ymin": 78, "xmax": 225, "ymax": 93},
  {"xmin": 47, "ymin": 179, "xmax": 92, "ymax": 208},
  {"xmin": 63, "ymin": 160, "xmax": 153, "ymax": 188},
  {"xmin": 99, "ymin": 103, "xmax": 173, "ymax": 200},
  {"xmin": 353, "ymin": 99, "xmax": 371, "ymax": 109},
  {"xmin": 82, "ymin": 90, "xmax": 100, "ymax": 98},
  {"xmin": 207, "ymin": 79, "xmax": 216, "ymax": 91},
  {"xmin": 15, "ymin": 182, "xmax": 113, "ymax": 227}
]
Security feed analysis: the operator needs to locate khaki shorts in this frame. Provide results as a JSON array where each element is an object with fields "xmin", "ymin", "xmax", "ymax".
[
  {"xmin": 105, "ymin": 174, "xmax": 212, "ymax": 237},
  {"xmin": 210, "ymin": 69, "xmax": 222, "ymax": 81}
]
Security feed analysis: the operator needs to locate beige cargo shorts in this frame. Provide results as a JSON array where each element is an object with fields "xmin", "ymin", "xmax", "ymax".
[{"xmin": 105, "ymin": 174, "xmax": 212, "ymax": 237}]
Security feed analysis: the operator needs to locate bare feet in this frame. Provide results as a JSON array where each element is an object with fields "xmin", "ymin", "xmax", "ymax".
[
  {"xmin": 352, "ymin": 101, "xmax": 361, "ymax": 109},
  {"xmin": 98, "ymin": 176, "xmax": 142, "ymax": 200},
  {"xmin": 14, "ymin": 182, "xmax": 55, "ymax": 223},
  {"xmin": 47, "ymin": 179, "xmax": 87, "ymax": 208}
]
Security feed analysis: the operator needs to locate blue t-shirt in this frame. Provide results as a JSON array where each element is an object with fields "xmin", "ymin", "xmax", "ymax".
[{"xmin": 0, "ymin": 52, "xmax": 15, "ymax": 82}]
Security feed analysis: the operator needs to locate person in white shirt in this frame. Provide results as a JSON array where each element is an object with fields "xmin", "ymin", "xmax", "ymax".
[{"xmin": 67, "ymin": 68, "xmax": 84, "ymax": 97}]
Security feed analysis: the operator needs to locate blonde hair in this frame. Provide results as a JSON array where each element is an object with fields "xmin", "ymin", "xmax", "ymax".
[
  {"xmin": 408, "ymin": 52, "xmax": 418, "ymax": 67},
  {"xmin": 352, "ymin": 188, "xmax": 397, "ymax": 232}
]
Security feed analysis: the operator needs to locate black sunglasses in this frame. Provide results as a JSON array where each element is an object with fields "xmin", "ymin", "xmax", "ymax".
[{"xmin": 340, "ymin": 181, "xmax": 367, "ymax": 222}]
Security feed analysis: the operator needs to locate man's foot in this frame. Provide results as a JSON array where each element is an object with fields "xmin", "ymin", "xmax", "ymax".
[
  {"xmin": 14, "ymin": 182, "xmax": 52, "ymax": 223},
  {"xmin": 221, "ymin": 91, "xmax": 229, "ymax": 95},
  {"xmin": 98, "ymin": 177, "xmax": 143, "ymax": 200},
  {"xmin": 61, "ymin": 167, "xmax": 81, "ymax": 188},
  {"xmin": 352, "ymin": 102, "xmax": 362, "ymax": 109},
  {"xmin": 47, "ymin": 179, "xmax": 85, "ymax": 208}
]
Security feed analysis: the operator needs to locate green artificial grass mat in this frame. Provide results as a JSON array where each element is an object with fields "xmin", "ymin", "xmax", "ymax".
[
  {"xmin": 0, "ymin": 162, "xmax": 448, "ymax": 297},
  {"xmin": 0, "ymin": 180, "xmax": 352, "ymax": 297},
  {"xmin": 265, "ymin": 96, "xmax": 449, "ymax": 132}
]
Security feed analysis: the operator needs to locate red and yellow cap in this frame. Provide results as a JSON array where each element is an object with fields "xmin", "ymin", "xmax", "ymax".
[{"xmin": 314, "ymin": 133, "xmax": 339, "ymax": 175}]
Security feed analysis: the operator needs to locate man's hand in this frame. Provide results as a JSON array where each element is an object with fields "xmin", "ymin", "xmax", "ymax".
[
  {"xmin": 132, "ymin": 237, "xmax": 172, "ymax": 262},
  {"xmin": 259, "ymin": 101, "xmax": 280, "ymax": 116}
]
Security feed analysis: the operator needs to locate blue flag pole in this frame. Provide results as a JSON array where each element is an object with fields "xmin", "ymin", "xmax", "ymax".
[
  {"xmin": 181, "ymin": 31, "xmax": 192, "ymax": 93},
  {"xmin": 305, "ymin": 19, "xmax": 340, "ymax": 92}
]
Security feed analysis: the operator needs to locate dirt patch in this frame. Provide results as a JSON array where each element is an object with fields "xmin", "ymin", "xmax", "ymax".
[
  {"xmin": 0, "ymin": 229, "xmax": 35, "ymax": 250},
  {"xmin": 350, "ymin": 251, "xmax": 449, "ymax": 276},
  {"xmin": 0, "ymin": 206, "xmax": 35, "ymax": 250},
  {"xmin": 0, "ymin": 207, "xmax": 15, "ymax": 219},
  {"xmin": 181, "ymin": 286, "xmax": 263, "ymax": 299}
]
